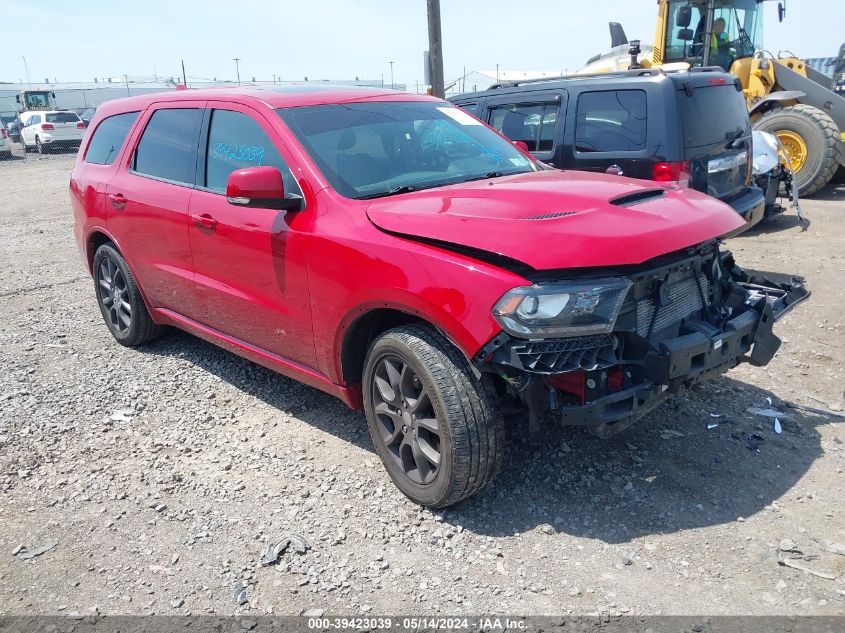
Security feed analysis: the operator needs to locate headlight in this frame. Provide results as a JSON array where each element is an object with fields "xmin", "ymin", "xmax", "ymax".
[{"xmin": 492, "ymin": 278, "xmax": 631, "ymax": 338}]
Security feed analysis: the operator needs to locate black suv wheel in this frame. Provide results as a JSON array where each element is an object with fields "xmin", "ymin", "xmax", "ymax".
[
  {"xmin": 93, "ymin": 243, "xmax": 162, "ymax": 346},
  {"xmin": 363, "ymin": 325, "xmax": 504, "ymax": 507}
]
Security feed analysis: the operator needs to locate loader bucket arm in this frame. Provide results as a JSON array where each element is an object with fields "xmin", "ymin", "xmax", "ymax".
[{"xmin": 774, "ymin": 61, "xmax": 845, "ymax": 134}]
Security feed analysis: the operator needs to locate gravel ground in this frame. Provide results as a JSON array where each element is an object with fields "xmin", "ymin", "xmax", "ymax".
[{"xmin": 1, "ymin": 146, "xmax": 844, "ymax": 617}]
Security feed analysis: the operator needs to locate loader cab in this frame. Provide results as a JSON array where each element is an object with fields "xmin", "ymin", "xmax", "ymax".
[
  {"xmin": 662, "ymin": 0, "xmax": 765, "ymax": 70},
  {"xmin": 16, "ymin": 90, "xmax": 56, "ymax": 112}
]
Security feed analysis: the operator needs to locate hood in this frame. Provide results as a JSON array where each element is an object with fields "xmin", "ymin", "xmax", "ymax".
[{"xmin": 365, "ymin": 170, "xmax": 745, "ymax": 271}]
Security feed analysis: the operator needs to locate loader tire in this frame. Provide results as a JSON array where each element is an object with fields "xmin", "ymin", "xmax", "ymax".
[{"xmin": 754, "ymin": 104, "xmax": 840, "ymax": 197}]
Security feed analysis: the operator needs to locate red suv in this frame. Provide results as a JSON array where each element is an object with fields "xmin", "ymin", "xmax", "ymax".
[{"xmin": 70, "ymin": 87, "xmax": 807, "ymax": 507}]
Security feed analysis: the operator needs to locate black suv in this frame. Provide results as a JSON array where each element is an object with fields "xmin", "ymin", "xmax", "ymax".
[{"xmin": 450, "ymin": 68, "xmax": 765, "ymax": 230}]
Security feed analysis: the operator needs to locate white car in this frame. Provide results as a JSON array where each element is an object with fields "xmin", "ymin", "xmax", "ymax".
[
  {"xmin": 0, "ymin": 125, "xmax": 11, "ymax": 158},
  {"xmin": 20, "ymin": 110, "xmax": 86, "ymax": 154}
]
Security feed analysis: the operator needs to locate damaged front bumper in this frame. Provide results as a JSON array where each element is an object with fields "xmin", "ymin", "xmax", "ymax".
[{"xmin": 476, "ymin": 247, "xmax": 809, "ymax": 439}]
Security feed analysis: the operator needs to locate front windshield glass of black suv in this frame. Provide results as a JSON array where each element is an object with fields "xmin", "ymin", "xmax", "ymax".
[{"xmin": 277, "ymin": 101, "xmax": 537, "ymax": 199}]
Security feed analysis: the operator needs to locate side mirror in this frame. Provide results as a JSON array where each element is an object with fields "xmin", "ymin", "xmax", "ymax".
[
  {"xmin": 226, "ymin": 166, "xmax": 303, "ymax": 211},
  {"xmin": 676, "ymin": 5, "xmax": 692, "ymax": 27},
  {"xmin": 15, "ymin": 95, "xmax": 20, "ymax": 103},
  {"xmin": 512, "ymin": 140, "xmax": 530, "ymax": 153},
  {"xmin": 778, "ymin": 2, "xmax": 786, "ymax": 22},
  {"xmin": 677, "ymin": 28, "xmax": 694, "ymax": 41}
]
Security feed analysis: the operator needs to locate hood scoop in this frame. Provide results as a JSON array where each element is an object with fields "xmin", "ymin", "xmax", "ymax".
[
  {"xmin": 520, "ymin": 211, "xmax": 580, "ymax": 220},
  {"xmin": 609, "ymin": 189, "xmax": 667, "ymax": 207}
]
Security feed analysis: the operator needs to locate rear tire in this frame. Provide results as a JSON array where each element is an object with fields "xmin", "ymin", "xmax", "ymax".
[
  {"xmin": 93, "ymin": 243, "xmax": 162, "ymax": 347},
  {"xmin": 754, "ymin": 104, "xmax": 840, "ymax": 197},
  {"xmin": 363, "ymin": 325, "xmax": 504, "ymax": 508},
  {"xmin": 35, "ymin": 136, "xmax": 44, "ymax": 154}
]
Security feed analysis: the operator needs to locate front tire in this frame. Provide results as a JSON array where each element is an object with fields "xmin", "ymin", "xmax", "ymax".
[
  {"xmin": 363, "ymin": 325, "xmax": 504, "ymax": 508},
  {"xmin": 93, "ymin": 243, "xmax": 162, "ymax": 347},
  {"xmin": 754, "ymin": 104, "xmax": 840, "ymax": 197}
]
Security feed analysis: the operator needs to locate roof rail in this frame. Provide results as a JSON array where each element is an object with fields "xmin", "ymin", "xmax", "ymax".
[{"xmin": 489, "ymin": 67, "xmax": 666, "ymax": 90}]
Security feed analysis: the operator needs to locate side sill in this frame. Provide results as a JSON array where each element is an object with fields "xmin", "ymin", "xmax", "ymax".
[{"xmin": 153, "ymin": 308, "xmax": 362, "ymax": 410}]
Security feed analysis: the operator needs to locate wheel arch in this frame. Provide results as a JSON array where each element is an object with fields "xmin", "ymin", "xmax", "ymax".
[
  {"xmin": 85, "ymin": 229, "xmax": 114, "ymax": 274},
  {"xmin": 338, "ymin": 306, "xmax": 470, "ymax": 388},
  {"xmin": 84, "ymin": 228, "xmax": 160, "ymax": 323}
]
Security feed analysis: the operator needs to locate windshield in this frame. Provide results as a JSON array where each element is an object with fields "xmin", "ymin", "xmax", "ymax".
[
  {"xmin": 665, "ymin": 0, "xmax": 764, "ymax": 68},
  {"xmin": 24, "ymin": 92, "xmax": 51, "ymax": 109},
  {"xmin": 277, "ymin": 101, "xmax": 536, "ymax": 199}
]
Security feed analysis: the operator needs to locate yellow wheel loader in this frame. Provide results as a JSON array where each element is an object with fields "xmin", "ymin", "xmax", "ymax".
[{"xmin": 581, "ymin": 0, "xmax": 845, "ymax": 197}]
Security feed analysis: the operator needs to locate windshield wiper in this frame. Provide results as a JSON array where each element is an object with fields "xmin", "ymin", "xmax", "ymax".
[
  {"xmin": 461, "ymin": 171, "xmax": 506, "ymax": 183},
  {"xmin": 357, "ymin": 184, "xmax": 418, "ymax": 200},
  {"xmin": 725, "ymin": 128, "xmax": 747, "ymax": 149}
]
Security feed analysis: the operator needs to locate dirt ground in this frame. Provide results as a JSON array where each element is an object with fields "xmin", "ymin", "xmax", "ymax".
[{"xmin": 1, "ymin": 145, "xmax": 844, "ymax": 617}]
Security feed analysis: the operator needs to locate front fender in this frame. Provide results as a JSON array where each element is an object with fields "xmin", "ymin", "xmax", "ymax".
[{"xmin": 749, "ymin": 90, "xmax": 806, "ymax": 117}]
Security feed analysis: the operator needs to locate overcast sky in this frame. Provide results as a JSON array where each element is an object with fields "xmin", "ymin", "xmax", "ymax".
[{"xmin": 2, "ymin": 0, "xmax": 843, "ymax": 86}]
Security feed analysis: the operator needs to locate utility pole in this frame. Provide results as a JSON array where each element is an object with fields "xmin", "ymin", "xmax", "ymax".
[
  {"xmin": 233, "ymin": 58, "xmax": 241, "ymax": 85},
  {"xmin": 426, "ymin": 0, "xmax": 445, "ymax": 98},
  {"xmin": 181, "ymin": 60, "xmax": 188, "ymax": 88},
  {"xmin": 124, "ymin": 74, "xmax": 131, "ymax": 97},
  {"xmin": 22, "ymin": 56, "xmax": 31, "ymax": 86},
  {"xmin": 389, "ymin": 61, "xmax": 394, "ymax": 89}
]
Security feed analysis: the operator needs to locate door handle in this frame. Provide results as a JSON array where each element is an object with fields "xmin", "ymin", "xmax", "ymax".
[
  {"xmin": 191, "ymin": 213, "xmax": 218, "ymax": 230},
  {"xmin": 108, "ymin": 193, "xmax": 127, "ymax": 209}
]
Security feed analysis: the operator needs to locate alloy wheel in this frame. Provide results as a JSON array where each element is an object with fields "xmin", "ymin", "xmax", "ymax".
[
  {"xmin": 97, "ymin": 257, "xmax": 132, "ymax": 334},
  {"xmin": 371, "ymin": 354, "xmax": 442, "ymax": 485}
]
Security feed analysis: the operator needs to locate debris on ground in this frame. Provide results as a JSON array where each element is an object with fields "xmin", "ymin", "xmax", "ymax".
[
  {"xmin": 659, "ymin": 429, "xmax": 686, "ymax": 439},
  {"xmin": 746, "ymin": 433, "xmax": 765, "ymax": 451},
  {"xmin": 149, "ymin": 564, "xmax": 173, "ymax": 575},
  {"xmin": 822, "ymin": 542, "xmax": 845, "ymax": 557},
  {"xmin": 232, "ymin": 581, "xmax": 248, "ymax": 606},
  {"xmin": 748, "ymin": 407, "xmax": 792, "ymax": 419},
  {"xmin": 777, "ymin": 555, "xmax": 838, "ymax": 580},
  {"xmin": 16, "ymin": 542, "xmax": 58, "ymax": 560},
  {"xmin": 260, "ymin": 533, "xmax": 310, "ymax": 566},
  {"xmin": 774, "ymin": 418, "xmax": 783, "ymax": 434},
  {"xmin": 110, "ymin": 408, "xmax": 135, "ymax": 422},
  {"xmin": 302, "ymin": 608, "xmax": 324, "ymax": 617},
  {"xmin": 707, "ymin": 423, "xmax": 719, "ymax": 430}
]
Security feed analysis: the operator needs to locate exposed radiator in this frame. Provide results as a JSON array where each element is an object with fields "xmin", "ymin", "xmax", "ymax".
[{"xmin": 635, "ymin": 266, "xmax": 710, "ymax": 342}]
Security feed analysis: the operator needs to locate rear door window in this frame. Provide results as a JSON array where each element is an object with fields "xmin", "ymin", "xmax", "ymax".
[
  {"xmin": 133, "ymin": 108, "xmax": 203, "ymax": 185},
  {"xmin": 575, "ymin": 90, "xmax": 647, "ymax": 153},
  {"xmin": 85, "ymin": 112, "xmax": 139, "ymax": 165},
  {"xmin": 680, "ymin": 84, "xmax": 749, "ymax": 147},
  {"xmin": 47, "ymin": 112, "xmax": 80, "ymax": 123},
  {"xmin": 488, "ymin": 103, "xmax": 559, "ymax": 152},
  {"xmin": 203, "ymin": 109, "xmax": 300, "ymax": 194}
]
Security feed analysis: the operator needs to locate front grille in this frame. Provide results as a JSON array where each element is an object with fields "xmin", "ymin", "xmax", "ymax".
[
  {"xmin": 511, "ymin": 334, "xmax": 618, "ymax": 373},
  {"xmin": 634, "ymin": 265, "xmax": 710, "ymax": 342}
]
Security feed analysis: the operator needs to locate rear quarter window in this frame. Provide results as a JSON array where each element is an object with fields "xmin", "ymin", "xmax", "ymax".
[
  {"xmin": 488, "ymin": 103, "xmax": 559, "ymax": 152},
  {"xmin": 575, "ymin": 90, "xmax": 647, "ymax": 152},
  {"xmin": 680, "ymin": 84, "xmax": 750, "ymax": 147},
  {"xmin": 132, "ymin": 108, "xmax": 203, "ymax": 184},
  {"xmin": 84, "ymin": 112, "xmax": 139, "ymax": 165},
  {"xmin": 456, "ymin": 102, "xmax": 479, "ymax": 116}
]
